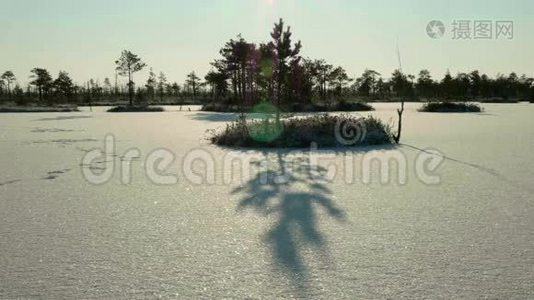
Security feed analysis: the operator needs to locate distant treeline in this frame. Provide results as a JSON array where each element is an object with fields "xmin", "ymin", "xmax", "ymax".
[
  {"xmin": 0, "ymin": 67, "xmax": 208, "ymax": 106},
  {"xmin": 1, "ymin": 18, "xmax": 533, "ymax": 107}
]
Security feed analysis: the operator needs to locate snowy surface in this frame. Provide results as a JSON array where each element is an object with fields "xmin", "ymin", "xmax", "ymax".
[{"xmin": 0, "ymin": 103, "xmax": 532, "ymax": 298}]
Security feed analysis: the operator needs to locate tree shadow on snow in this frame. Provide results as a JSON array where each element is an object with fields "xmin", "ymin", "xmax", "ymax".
[
  {"xmin": 34, "ymin": 115, "xmax": 92, "ymax": 122},
  {"xmin": 231, "ymin": 150, "xmax": 346, "ymax": 295},
  {"xmin": 188, "ymin": 112, "xmax": 240, "ymax": 122}
]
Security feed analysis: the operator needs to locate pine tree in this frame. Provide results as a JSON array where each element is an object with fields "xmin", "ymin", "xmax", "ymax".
[{"xmin": 115, "ymin": 50, "xmax": 147, "ymax": 106}]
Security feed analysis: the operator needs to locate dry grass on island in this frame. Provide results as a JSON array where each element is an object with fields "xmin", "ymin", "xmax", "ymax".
[{"xmin": 210, "ymin": 114, "xmax": 394, "ymax": 148}]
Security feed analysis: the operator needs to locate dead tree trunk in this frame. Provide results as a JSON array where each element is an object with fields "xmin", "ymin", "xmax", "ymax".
[{"xmin": 393, "ymin": 100, "xmax": 405, "ymax": 144}]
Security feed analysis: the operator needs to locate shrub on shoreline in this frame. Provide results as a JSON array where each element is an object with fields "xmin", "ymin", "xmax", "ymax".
[
  {"xmin": 480, "ymin": 98, "xmax": 519, "ymax": 103},
  {"xmin": 0, "ymin": 105, "xmax": 79, "ymax": 113},
  {"xmin": 418, "ymin": 102, "xmax": 483, "ymax": 113},
  {"xmin": 202, "ymin": 101, "xmax": 374, "ymax": 113},
  {"xmin": 107, "ymin": 105, "xmax": 165, "ymax": 112},
  {"xmin": 77, "ymin": 100, "xmax": 205, "ymax": 107},
  {"xmin": 210, "ymin": 114, "xmax": 394, "ymax": 148},
  {"xmin": 202, "ymin": 103, "xmax": 242, "ymax": 112}
]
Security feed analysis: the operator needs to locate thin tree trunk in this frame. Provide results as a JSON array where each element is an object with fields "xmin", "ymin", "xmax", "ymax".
[
  {"xmin": 394, "ymin": 100, "xmax": 405, "ymax": 144},
  {"xmin": 128, "ymin": 70, "xmax": 133, "ymax": 106},
  {"xmin": 241, "ymin": 66, "xmax": 246, "ymax": 107}
]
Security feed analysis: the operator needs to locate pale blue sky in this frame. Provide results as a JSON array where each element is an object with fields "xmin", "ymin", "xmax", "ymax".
[{"xmin": 1, "ymin": 0, "xmax": 533, "ymax": 86}]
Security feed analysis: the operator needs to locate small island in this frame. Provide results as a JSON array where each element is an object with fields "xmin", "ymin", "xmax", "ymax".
[
  {"xmin": 210, "ymin": 114, "xmax": 394, "ymax": 148},
  {"xmin": 418, "ymin": 102, "xmax": 483, "ymax": 113},
  {"xmin": 205, "ymin": 20, "xmax": 404, "ymax": 148},
  {"xmin": 106, "ymin": 105, "xmax": 164, "ymax": 113}
]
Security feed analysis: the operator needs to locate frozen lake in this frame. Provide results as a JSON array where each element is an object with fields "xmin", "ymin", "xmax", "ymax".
[{"xmin": 0, "ymin": 103, "xmax": 533, "ymax": 298}]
